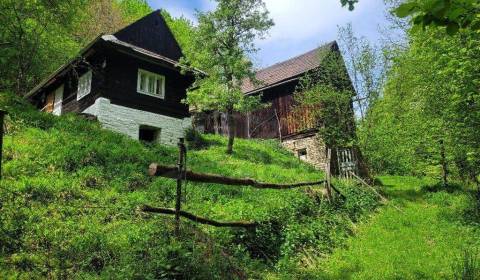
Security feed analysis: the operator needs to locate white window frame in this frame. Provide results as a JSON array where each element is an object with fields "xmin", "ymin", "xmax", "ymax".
[
  {"xmin": 77, "ymin": 70, "xmax": 92, "ymax": 101},
  {"xmin": 137, "ymin": 69, "xmax": 165, "ymax": 99}
]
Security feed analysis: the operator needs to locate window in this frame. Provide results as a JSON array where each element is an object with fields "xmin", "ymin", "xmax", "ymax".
[
  {"xmin": 139, "ymin": 126, "xmax": 161, "ymax": 143},
  {"xmin": 77, "ymin": 70, "xmax": 92, "ymax": 100},
  {"xmin": 298, "ymin": 148, "xmax": 307, "ymax": 161},
  {"xmin": 137, "ymin": 69, "xmax": 165, "ymax": 98}
]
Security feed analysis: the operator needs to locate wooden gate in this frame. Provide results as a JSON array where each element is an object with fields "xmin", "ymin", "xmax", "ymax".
[{"xmin": 336, "ymin": 148, "xmax": 358, "ymax": 179}]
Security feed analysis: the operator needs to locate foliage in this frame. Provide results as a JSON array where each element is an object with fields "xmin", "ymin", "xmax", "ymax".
[
  {"xmin": 0, "ymin": 92, "xmax": 380, "ymax": 278},
  {"xmin": 337, "ymin": 23, "xmax": 388, "ymax": 121},
  {"xmin": 340, "ymin": 0, "xmax": 359, "ymax": 11},
  {"xmin": 395, "ymin": 0, "xmax": 480, "ymax": 35},
  {"xmin": 295, "ymin": 176, "xmax": 480, "ymax": 279},
  {"xmin": 295, "ymin": 49, "xmax": 356, "ymax": 148},
  {"xmin": 183, "ymin": 0, "xmax": 274, "ymax": 154},
  {"xmin": 359, "ymin": 22, "xmax": 480, "ymax": 180},
  {"xmin": 184, "ymin": 127, "xmax": 211, "ymax": 150},
  {"xmin": 0, "ymin": 0, "xmax": 152, "ymax": 96},
  {"xmin": 344, "ymin": 0, "xmax": 480, "ymax": 35}
]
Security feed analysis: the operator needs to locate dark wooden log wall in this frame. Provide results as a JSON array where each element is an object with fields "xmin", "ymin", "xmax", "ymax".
[{"xmin": 104, "ymin": 50, "xmax": 192, "ymax": 118}]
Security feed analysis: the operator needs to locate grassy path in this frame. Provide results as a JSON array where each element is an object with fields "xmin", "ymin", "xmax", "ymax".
[{"xmin": 317, "ymin": 176, "xmax": 480, "ymax": 280}]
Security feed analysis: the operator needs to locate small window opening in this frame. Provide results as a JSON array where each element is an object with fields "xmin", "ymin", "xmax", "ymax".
[
  {"xmin": 298, "ymin": 148, "xmax": 307, "ymax": 160},
  {"xmin": 139, "ymin": 126, "xmax": 161, "ymax": 143}
]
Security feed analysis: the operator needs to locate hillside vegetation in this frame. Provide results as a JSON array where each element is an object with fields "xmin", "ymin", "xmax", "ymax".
[{"xmin": 0, "ymin": 93, "xmax": 378, "ymax": 279}]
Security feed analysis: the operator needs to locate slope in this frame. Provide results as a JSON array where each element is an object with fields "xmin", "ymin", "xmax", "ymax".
[{"xmin": 0, "ymin": 92, "xmax": 379, "ymax": 279}]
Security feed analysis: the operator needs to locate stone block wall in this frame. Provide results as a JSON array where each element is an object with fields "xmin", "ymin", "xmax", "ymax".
[
  {"xmin": 281, "ymin": 133, "xmax": 327, "ymax": 170},
  {"xmin": 83, "ymin": 98, "xmax": 191, "ymax": 146}
]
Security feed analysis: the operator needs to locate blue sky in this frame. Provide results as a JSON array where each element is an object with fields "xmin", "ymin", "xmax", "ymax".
[{"xmin": 146, "ymin": 0, "xmax": 389, "ymax": 68}]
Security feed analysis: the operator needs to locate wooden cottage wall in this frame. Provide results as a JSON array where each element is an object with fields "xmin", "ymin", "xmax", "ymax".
[{"xmin": 103, "ymin": 51, "xmax": 192, "ymax": 118}]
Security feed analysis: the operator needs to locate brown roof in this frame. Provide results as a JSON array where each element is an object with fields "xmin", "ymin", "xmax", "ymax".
[{"xmin": 242, "ymin": 41, "xmax": 336, "ymax": 94}]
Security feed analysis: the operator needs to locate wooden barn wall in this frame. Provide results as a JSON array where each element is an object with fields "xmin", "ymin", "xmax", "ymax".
[{"xmin": 203, "ymin": 80, "xmax": 319, "ymax": 139}]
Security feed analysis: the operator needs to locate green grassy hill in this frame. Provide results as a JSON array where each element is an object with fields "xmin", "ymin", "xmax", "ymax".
[{"xmin": 0, "ymin": 93, "xmax": 378, "ymax": 279}]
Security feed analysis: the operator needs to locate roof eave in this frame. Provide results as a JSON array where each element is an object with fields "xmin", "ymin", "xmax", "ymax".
[{"xmin": 25, "ymin": 34, "xmax": 105, "ymax": 99}]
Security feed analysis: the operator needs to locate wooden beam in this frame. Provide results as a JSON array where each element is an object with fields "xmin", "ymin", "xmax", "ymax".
[
  {"xmin": 0, "ymin": 110, "xmax": 7, "ymax": 180},
  {"xmin": 142, "ymin": 205, "xmax": 257, "ymax": 228},
  {"xmin": 148, "ymin": 163, "xmax": 326, "ymax": 189}
]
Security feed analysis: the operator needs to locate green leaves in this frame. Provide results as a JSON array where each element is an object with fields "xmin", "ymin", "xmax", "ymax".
[
  {"xmin": 446, "ymin": 21, "xmax": 460, "ymax": 35},
  {"xmin": 395, "ymin": 2, "xmax": 419, "ymax": 18},
  {"xmin": 340, "ymin": 0, "xmax": 359, "ymax": 11},
  {"xmin": 393, "ymin": 0, "xmax": 480, "ymax": 35}
]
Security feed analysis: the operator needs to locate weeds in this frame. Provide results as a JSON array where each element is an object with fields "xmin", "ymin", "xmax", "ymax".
[{"xmin": 453, "ymin": 249, "xmax": 480, "ymax": 280}]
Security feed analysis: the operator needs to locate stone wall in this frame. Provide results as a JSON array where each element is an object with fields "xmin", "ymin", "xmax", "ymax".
[
  {"xmin": 281, "ymin": 133, "xmax": 327, "ymax": 170},
  {"xmin": 83, "ymin": 98, "xmax": 191, "ymax": 146}
]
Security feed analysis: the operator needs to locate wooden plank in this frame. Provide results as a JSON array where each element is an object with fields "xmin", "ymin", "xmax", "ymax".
[
  {"xmin": 0, "ymin": 110, "xmax": 6, "ymax": 180},
  {"xmin": 175, "ymin": 138, "xmax": 185, "ymax": 236},
  {"xmin": 149, "ymin": 163, "xmax": 326, "ymax": 189},
  {"xmin": 142, "ymin": 205, "xmax": 257, "ymax": 228}
]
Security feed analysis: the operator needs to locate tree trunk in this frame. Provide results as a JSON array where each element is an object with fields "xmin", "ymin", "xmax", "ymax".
[
  {"xmin": 213, "ymin": 111, "xmax": 220, "ymax": 134},
  {"xmin": 226, "ymin": 108, "xmax": 235, "ymax": 154}
]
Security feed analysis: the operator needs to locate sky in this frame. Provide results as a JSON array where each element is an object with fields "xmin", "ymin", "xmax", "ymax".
[{"xmin": 146, "ymin": 0, "xmax": 390, "ymax": 68}]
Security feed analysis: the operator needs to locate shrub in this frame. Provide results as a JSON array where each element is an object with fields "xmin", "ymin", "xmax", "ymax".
[{"xmin": 185, "ymin": 127, "xmax": 210, "ymax": 150}]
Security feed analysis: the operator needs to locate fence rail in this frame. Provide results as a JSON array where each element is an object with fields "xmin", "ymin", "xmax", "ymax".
[
  {"xmin": 144, "ymin": 138, "xmax": 346, "ymax": 234},
  {"xmin": 149, "ymin": 163, "xmax": 327, "ymax": 190}
]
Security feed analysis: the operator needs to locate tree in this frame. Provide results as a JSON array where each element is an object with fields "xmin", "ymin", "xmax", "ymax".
[
  {"xmin": 394, "ymin": 0, "xmax": 480, "ymax": 34},
  {"xmin": 0, "ymin": 0, "xmax": 85, "ymax": 95},
  {"xmin": 360, "ymin": 23, "xmax": 480, "ymax": 183},
  {"xmin": 342, "ymin": 0, "xmax": 480, "ymax": 34},
  {"xmin": 337, "ymin": 23, "xmax": 387, "ymax": 121},
  {"xmin": 0, "ymin": 0, "xmax": 152, "ymax": 95},
  {"xmin": 340, "ymin": 0, "xmax": 359, "ymax": 10},
  {"xmin": 183, "ymin": 0, "xmax": 274, "ymax": 154}
]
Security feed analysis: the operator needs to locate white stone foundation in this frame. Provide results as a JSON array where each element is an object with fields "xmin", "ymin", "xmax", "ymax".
[{"xmin": 83, "ymin": 98, "xmax": 191, "ymax": 146}]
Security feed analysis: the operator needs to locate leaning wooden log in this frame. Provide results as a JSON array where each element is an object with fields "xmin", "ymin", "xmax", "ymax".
[
  {"xmin": 141, "ymin": 205, "xmax": 257, "ymax": 228},
  {"xmin": 330, "ymin": 184, "xmax": 346, "ymax": 199},
  {"xmin": 148, "ymin": 163, "xmax": 326, "ymax": 190}
]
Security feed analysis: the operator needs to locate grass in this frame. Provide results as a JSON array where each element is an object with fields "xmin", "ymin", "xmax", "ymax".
[
  {"xmin": 0, "ymin": 92, "xmax": 379, "ymax": 279},
  {"xmin": 304, "ymin": 176, "xmax": 480, "ymax": 280},
  {"xmin": 4, "ymin": 91, "xmax": 475, "ymax": 279}
]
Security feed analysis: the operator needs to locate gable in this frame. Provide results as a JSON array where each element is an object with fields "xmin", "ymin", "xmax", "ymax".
[{"xmin": 114, "ymin": 10, "xmax": 183, "ymax": 61}]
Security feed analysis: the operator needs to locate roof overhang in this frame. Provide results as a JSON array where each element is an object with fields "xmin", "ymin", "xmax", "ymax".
[
  {"xmin": 26, "ymin": 34, "xmax": 206, "ymax": 99},
  {"xmin": 25, "ymin": 35, "xmax": 104, "ymax": 99}
]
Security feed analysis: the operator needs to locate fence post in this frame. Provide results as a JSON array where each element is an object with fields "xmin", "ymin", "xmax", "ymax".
[
  {"xmin": 175, "ymin": 138, "xmax": 186, "ymax": 236},
  {"xmin": 325, "ymin": 148, "xmax": 333, "ymax": 201},
  {"xmin": 0, "ymin": 110, "xmax": 6, "ymax": 181}
]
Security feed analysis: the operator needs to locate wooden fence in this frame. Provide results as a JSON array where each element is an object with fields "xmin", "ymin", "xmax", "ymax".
[
  {"xmin": 142, "ymin": 138, "xmax": 345, "ymax": 235},
  {"xmin": 0, "ymin": 110, "xmax": 6, "ymax": 180}
]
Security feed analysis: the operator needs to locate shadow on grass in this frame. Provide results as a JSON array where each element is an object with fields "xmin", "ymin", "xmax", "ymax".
[{"xmin": 381, "ymin": 184, "xmax": 425, "ymax": 204}]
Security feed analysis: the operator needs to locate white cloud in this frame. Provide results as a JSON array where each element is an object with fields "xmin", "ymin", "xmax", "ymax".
[
  {"xmin": 152, "ymin": 0, "xmax": 388, "ymax": 67},
  {"xmin": 254, "ymin": 0, "xmax": 387, "ymax": 66}
]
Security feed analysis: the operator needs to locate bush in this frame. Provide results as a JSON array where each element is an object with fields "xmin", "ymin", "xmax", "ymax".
[{"xmin": 185, "ymin": 127, "xmax": 210, "ymax": 150}]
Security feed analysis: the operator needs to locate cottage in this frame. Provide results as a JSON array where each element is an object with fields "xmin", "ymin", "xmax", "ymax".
[
  {"xmin": 27, "ymin": 10, "xmax": 356, "ymax": 173},
  {"xmin": 26, "ymin": 10, "xmax": 197, "ymax": 146},
  {"xmin": 199, "ymin": 42, "xmax": 356, "ymax": 170}
]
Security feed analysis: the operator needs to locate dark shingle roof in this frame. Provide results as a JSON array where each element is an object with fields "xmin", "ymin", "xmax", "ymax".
[{"xmin": 242, "ymin": 41, "xmax": 336, "ymax": 94}]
